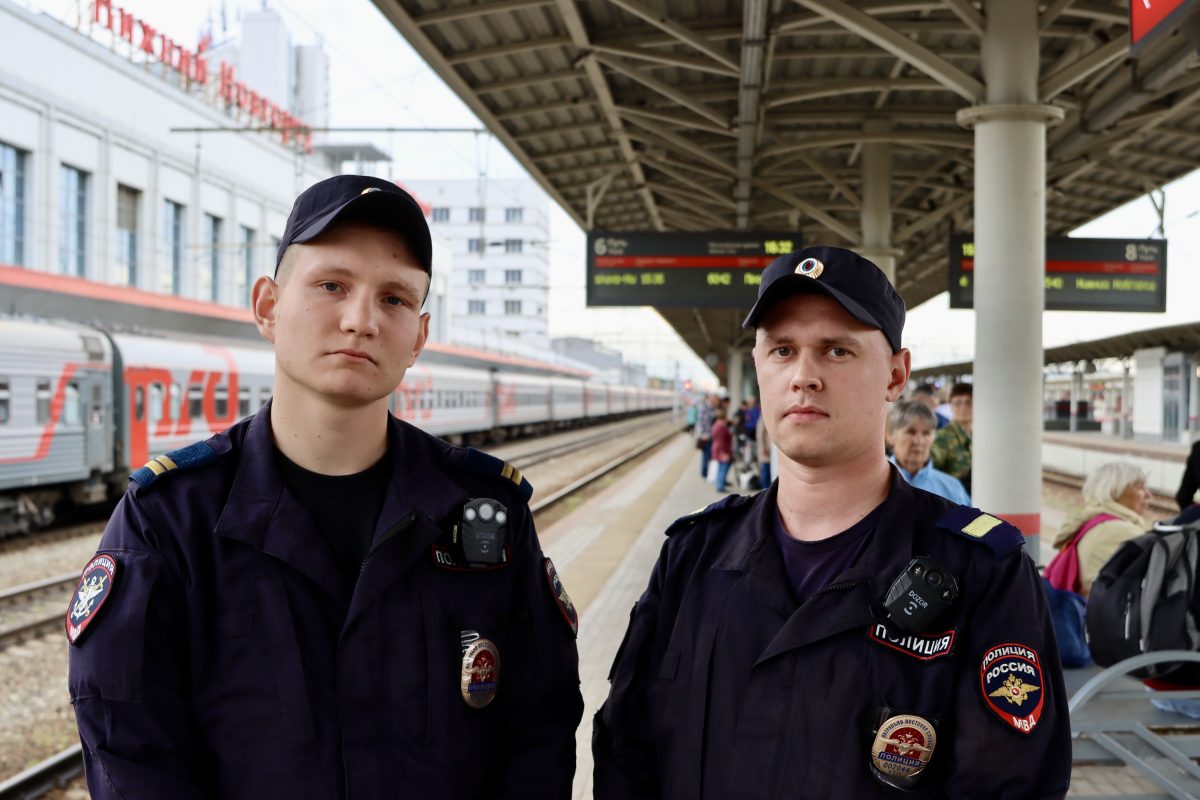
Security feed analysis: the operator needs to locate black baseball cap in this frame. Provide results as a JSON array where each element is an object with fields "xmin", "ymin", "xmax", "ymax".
[
  {"xmin": 275, "ymin": 175, "xmax": 432, "ymax": 276},
  {"xmin": 742, "ymin": 245, "xmax": 905, "ymax": 352}
]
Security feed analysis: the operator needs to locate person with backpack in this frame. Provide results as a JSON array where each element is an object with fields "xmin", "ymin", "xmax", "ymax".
[{"xmin": 1050, "ymin": 461, "xmax": 1150, "ymax": 596}]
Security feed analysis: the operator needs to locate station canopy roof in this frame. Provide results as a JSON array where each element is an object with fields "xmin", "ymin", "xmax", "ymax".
[{"xmin": 371, "ymin": 0, "xmax": 1200, "ymax": 363}]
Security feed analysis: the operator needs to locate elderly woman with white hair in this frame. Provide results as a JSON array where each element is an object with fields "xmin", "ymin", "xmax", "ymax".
[{"xmin": 1051, "ymin": 461, "xmax": 1150, "ymax": 597}]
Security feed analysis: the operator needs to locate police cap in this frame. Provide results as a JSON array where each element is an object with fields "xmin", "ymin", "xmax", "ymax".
[
  {"xmin": 276, "ymin": 175, "xmax": 432, "ymax": 276},
  {"xmin": 741, "ymin": 245, "xmax": 905, "ymax": 353}
]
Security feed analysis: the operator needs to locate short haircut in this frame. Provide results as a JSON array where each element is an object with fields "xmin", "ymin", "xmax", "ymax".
[
  {"xmin": 911, "ymin": 383, "xmax": 937, "ymax": 398},
  {"xmin": 887, "ymin": 400, "xmax": 937, "ymax": 435},
  {"xmin": 949, "ymin": 382, "xmax": 973, "ymax": 399},
  {"xmin": 1083, "ymin": 461, "xmax": 1147, "ymax": 505}
]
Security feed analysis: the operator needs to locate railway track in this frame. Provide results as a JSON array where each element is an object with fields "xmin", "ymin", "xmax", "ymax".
[
  {"xmin": 1042, "ymin": 468, "xmax": 1181, "ymax": 517},
  {"xmin": 0, "ymin": 422, "xmax": 681, "ymax": 797}
]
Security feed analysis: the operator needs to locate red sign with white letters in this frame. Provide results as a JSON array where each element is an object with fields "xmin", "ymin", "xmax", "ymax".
[{"xmin": 1130, "ymin": 0, "xmax": 1199, "ymax": 51}]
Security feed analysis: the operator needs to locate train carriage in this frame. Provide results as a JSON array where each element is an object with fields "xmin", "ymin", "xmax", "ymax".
[
  {"xmin": 392, "ymin": 363, "xmax": 495, "ymax": 439},
  {"xmin": 494, "ymin": 371, "xmax": 552, "ymax": 433},
  {"xmin": 549, "ymin": 377, "xmax": 586, "ymax": 424},
  {"xmin": 583, "ymin": 382, "xmax": 609, "ymax": 418}
]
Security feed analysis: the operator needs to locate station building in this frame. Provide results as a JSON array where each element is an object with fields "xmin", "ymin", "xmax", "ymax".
[{"xmin": 0, "ymin": 0, "xmax": 451, "ymax": 340}]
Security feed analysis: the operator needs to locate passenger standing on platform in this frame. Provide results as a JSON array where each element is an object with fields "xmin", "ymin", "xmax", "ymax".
[
  {"xmin": 932, "ymin": 382, "xmax": 973, "ymax": 494},
  {"xmin": 886, "ymin": 400, "xmax": 971, "ymax": 505},
  {"xmin": 711, "ymin": 401, "xmax": 733, "ymax": 492},
  {"xmin": 756, "ymin": 413, "xmax": 773, "ymax": 490},
  {"xmin": 1177, "ymin": 438, "xmax": 1200, "ymax": 513},
  {"xmin": 910, "ymin": 382, "xmax": 949, "ymax": 429},
  {"xmin": 695, "ymin": 394, "xmax": 717, "ymax": 478},
  {"xmin": 1051, "ymin": 461, "xmax": 1150, "ymax": 597},
  {"xmin": 593, "ymin": 245, "xmax": 1071, "ymax": 799},
  {"xmin": 66, "ymin": 175, "xmax": 583, "ymax": 799}
]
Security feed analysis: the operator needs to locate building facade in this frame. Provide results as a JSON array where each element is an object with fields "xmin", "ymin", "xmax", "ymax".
[{"xmin": 409, "ymin": 178, "xmax": 551, "ymax": 353}]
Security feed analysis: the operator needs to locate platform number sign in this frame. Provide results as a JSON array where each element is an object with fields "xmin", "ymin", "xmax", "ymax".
[{"xmin": 948, "ymin": 235, "xmax": 1167, "ymax": 313}]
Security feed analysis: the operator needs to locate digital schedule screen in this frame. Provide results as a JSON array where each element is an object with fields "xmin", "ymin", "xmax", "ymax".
[
  {"xmin": 586, "ymin": 231, "xmax": 798, "ymax": 308},
  {"xmin": 948, "ymin": 235, "xmax": 1167, "ymax": 312}
]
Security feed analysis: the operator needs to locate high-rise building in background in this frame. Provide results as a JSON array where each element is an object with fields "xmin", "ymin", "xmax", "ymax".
[{"xmin": 408, "ymin": 179, "xmax": 551, "ymax": 356}]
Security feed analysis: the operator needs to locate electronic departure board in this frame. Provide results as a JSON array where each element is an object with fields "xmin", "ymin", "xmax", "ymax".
[
  {"xmin": 586, "ymin": 231, "xmax": 799, "ymax": 308},
  {"xmin": 948, "ymin": 235, "xmax": 1167, "ymax": 313}
]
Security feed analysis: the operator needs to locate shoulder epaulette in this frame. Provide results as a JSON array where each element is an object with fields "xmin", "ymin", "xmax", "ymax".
[
  {"xmin": 130, "ymin": 441, "xmax": 219, "ymax": 489},
  {"xmin": 935, "ymin": 506, "xmax": 1025, "ymax": 559},
  {"xmin": 666, "ymin": 493, "xmax": 751, "ymax": 537},
  {"xmin": 460, "ymin": 447, "xmax": 533, "ymax": 503}
]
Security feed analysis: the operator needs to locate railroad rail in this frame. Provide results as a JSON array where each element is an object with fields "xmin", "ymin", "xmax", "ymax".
[
  {"xmin": 0, "ymin": 573, "xmax": 78, "ymax": 650},
  {"xmin": 1043, "ymin": 468, "xmax": 1181, "ymax": 517}
]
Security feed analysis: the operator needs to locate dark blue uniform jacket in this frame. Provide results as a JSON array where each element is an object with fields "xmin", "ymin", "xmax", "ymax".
[
  {"xmin": 68, "ymin": 404, "xmax": 582, "ymax": 799},
  {"xmin": 593, "ymin": 472, "xmax": 1072, "ymax": 799}
]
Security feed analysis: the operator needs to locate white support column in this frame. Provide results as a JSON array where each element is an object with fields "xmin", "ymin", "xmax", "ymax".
[
  {"xmin": 1122, "ymin": 361, "xmax": 1133, "ymax": 439},
  {"xmin": 1069, "ymin": 366, "xmax": 1083, "ymax": 433},
  {"xmin": 859, "ymin": 118, "xmax": 900, "ymax": 282},
  {"xmin": 957, "ymin": 0, "xmax": 1063, "ymax": 556},
  {"xmin": 727, "ymin": 347, "xmax": 745, "ymax": 410}
]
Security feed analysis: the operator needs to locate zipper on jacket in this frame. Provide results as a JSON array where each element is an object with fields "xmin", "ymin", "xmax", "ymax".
[
  {"xmin": 801, "ymin": 577, "xmax": 864, "ymax": 607},
  {"xmin": 358, "ymin": 511, "xmax": 417, "ymax": 576}
]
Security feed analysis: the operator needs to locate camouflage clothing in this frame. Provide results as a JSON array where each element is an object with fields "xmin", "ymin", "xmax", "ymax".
[{"xmin": 932, "ymin": 420, "xmax": 972, "ymax": 493}]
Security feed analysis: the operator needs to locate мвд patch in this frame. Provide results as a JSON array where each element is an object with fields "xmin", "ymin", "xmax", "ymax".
[{"xmin": 979, "ymin": 642, "xmax": 1044, "ymax": 734}]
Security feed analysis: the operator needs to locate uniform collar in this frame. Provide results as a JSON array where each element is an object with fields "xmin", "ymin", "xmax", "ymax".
[{"xmin": 712, "ymin": 469, "xmax": 919, "ymax": 625}]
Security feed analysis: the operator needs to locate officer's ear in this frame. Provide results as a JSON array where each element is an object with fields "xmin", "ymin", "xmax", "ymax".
[
  {"xmin": 252, "ymin": 275, "xmax": 281, "ymax": 345},
  {"xmin": 409, "ymin": 312, "xmax": 430, "ymax": 367},
  {"xmin": 885, "ymin": 347, "xmax": 911, "ymax": 402}
]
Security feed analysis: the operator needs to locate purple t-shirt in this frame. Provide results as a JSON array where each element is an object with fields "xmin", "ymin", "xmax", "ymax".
[{"xmin": 773, "ymin": 501, "xmax": 883, "ymax": 604}]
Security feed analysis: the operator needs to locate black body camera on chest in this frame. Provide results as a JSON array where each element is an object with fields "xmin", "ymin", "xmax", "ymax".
[{"xmin": 883, "ymin": 557, "xmax": 960, "ymax": 633}]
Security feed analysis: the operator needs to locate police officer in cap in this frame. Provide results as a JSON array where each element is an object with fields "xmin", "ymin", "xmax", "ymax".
[
  {"xmin": 67, "ymin": 175, "xmax": 583, "ymax": 798},
  {"xmin": 593, "ymin": 246, "xmax": 1071, "ymax": 798}
]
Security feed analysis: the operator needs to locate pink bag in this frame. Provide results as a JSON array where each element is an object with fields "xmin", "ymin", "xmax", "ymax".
[{"xmin": 1044, "ymin": 513, "xmax": 1119, "ymax": 593}]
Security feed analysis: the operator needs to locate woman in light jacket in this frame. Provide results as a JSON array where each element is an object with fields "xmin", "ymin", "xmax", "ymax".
[{"xmin": 1052, "ymin": 461, "xmax": 1150, "ymax": 596}]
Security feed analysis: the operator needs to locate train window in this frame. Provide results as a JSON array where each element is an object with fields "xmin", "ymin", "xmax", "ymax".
[
  {"xmin": 134, "ymin": 385, "xmax": 144, "ymax": 421},
  {"xmin": 0, "ymin": 379, "xmax": 8, "ymax": 424},
  {"xmin": 64, "ymin": 383, "xmax": 81, "ymax": 426},
  {"xmin": 36, "ymin": 379, "xmax": 51, "ymax": 423},
  {"xmin": 215, "ymin": 386, "xmax": 228, "ymax": 418},
  {"xmin": 148, "ymin": 384, "xmax": 163, "ymax": 424},
  {"xmin": 188, "ymin": 385, "xmax": 203, "ymax": 419},
  {"xmin": 239, "ymin": 387, "xmax": 251, "ymax": 417}
]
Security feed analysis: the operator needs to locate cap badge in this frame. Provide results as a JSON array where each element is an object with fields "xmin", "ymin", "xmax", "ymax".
[
  {"xmin": 360, "ymin": 187, "xmax": 381, "ymax": 195},
  {"xmin": 795, "ymin": 257, "xmax": 824, "ymax": 278},
  {"xmin": 460, "ymin": 634, "xmax": 501, "ymax": 709},
  {"xmin": 870, "ymin": 714, "xmax": 937, "ymax": 784},
  {"xmin": 66, "ymin": 554, "xmax": 118, "ymax": 645}
]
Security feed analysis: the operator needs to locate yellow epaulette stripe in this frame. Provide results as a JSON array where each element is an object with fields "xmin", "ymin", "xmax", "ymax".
[
  {"xmin": 962, "ymin": 513, "xmax": 1003, "ymax": 539},
  {"xmin": 156, "ymin": 454, "xmax": 178, "ymax": 471},
  {"xmin": 143, "ymin": 455, "xmax": 180, "ymax": 476},
  {"xmin": 509, "ymin": 467, "xmax": 524, "ymax": 487}
]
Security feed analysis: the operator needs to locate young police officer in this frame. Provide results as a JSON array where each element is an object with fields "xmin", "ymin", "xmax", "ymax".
[
  {"xmin": 67, "ymin": 175, "xmax": 583, "ymax": 798},
  {"xmin": 593, "ymin": 246, "xmax": 1071, "ymax": 799}
]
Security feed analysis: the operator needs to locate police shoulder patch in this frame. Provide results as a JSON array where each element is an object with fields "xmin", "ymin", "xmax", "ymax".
[
  {"xmin": 665, "ymin": 493, "xmax": 752, "ymax": 537},
  {"xmin": 544, "ymin": 557, "xmax": 578, "ymax": 636},
  {"xmin": 130, "ymin": 441, "xmax": 219, "ymax": 489},
  {"xmin": 979, "ymin": 642, "xmax": 1045, "ymax": 734},
  {"xmin": 459, "ymin": 447, "xmax": 533, "ymax": 503},
  {"xmin": 935, "ymin": 506, "xmax": 1024, "ymax": 559},
  {"xmin": 66, "ymin": 554, "xmax": 118, "ymax": 645}
]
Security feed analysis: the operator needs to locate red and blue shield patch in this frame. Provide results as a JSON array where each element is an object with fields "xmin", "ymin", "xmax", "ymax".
[
  {"xmin": 980, "ymin": 642, "xmax": 1045, "ymax": 734},
  {"xmin": 66, "ymin": 554, "xmax": 118, "ymax": 645}
]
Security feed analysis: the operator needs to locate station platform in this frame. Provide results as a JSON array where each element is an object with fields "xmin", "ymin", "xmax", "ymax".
[{"xmin": 542, "ymin": 432, "xmax": 1173, "ymax": 797}]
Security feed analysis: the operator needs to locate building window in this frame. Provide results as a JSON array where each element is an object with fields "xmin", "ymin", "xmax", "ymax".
[
  {"xmin": 504, "ymin": 300, "xmax": 521, "ymax": 316},
  {"xmin": 505, "ymin": 207, "xmax": 523, "ymax": 223},
  {"xmin": 58, "ymin": 164, "xmax": 89, "ymax": 276},
  {"xmin": 504, "ymin": 269, "xmax": 522, "ymax": 284},
  {"xmin": 238, "ymin": 226, "xmax": 255, "ymax": 306},
  {"xmin": 431, "ymin": 207, "xmax": 449, "ymax": 223},
  {"xmin": 162, "ymin": 200, "xmax": 185, "ymax": 295},
  {"xmin": 0, "ymin": 142, "xmax": 27, "ymax": 265},
  {"xmin": 468, "ymin": 238, "xmax": 485, "ymax": 254},
  {"xmin": 468, "ymin": 299, "xmax": 485, "ymax": 315},
  {"xmin": 504, "ymin": 239, "xmax": 523, "ymax": 254},
  {"xmin": 468, "ymin": 269, "xmax": 485, "ymax": 284},
  {"xmin": 0, "ymin": 379, "xmax": 9, "ymax": 424},
  {"xmin": 115, "ymin": 185, "xmax": 139, "ymax": 286},
  {"xmin": 468, "ymin": 207, "xmax": 485, "ymax": 223},
  {"xmin": 202, "ymin": 213, "xmax": 222, "ymax": 302}
]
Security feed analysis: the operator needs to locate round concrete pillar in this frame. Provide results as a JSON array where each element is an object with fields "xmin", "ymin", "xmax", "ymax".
[
  {"xmin": 958, "ymin": 0, "xmax": 1063, "ymax": 556},
  {"xmin": 860, "ymin": 119, "xmax": 899, "ymax": 283}
]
